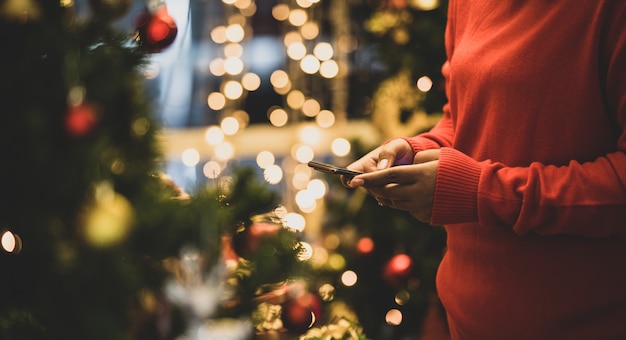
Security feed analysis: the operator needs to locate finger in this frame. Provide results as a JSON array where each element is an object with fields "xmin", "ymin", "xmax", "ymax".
[
  {"xmin": 377, "ymin": 139, "xmax": 414, "ymax": 169},
  {"xmin": 413, "ymin": 149, "xmax": 440, "ymax": 164}
]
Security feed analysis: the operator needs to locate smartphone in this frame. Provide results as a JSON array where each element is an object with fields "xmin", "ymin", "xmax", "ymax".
[{"xmin": 308, "ymin": 161, "xmax": 362, "ymax": 178}]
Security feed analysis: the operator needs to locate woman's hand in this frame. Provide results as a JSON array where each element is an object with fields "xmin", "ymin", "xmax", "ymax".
[
  {"xmin": 348, "ymin": 149, "xmax": 440, "ymax": 223},
  {"xmin": 340, "ymin": 138, "xmax": 414, "ymax": 187}
]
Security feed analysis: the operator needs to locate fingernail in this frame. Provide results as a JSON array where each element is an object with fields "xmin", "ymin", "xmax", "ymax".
[{"xmin": 377, "ymin": 159, "xmax": 389, "ymax": 169}]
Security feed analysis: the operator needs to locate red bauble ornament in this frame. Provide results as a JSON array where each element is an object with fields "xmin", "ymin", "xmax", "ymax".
[
  {"xmin": 65, "ymin": 102, "xmax": 98, "ymax": 137},
  {"xmin": 280, "ymin": 291, "xmax": 321, "ymax": 334},
  {"xmin": 134, "ymin": 5, "xmax": 177, "ymax": 53},
  {"xmin": 383, "ymin": 253, "xmax": 413, "ymax": 286},
  {"xmin": 231, "ymin": 222, "xmax": 281, "ymax": 259}
]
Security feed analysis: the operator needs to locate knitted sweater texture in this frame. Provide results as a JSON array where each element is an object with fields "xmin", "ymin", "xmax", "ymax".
[{"xmin": 405, "ymin": 1, "xmax": 626, "ymax": 338}]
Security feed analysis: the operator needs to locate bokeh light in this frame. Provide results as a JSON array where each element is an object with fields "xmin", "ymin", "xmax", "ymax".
[
  {"xmin": 204, "ymin": 125, "xmax": 225, "ymax": 145},
  {"xmin": 385, "ymin": 309, "xmax": 403, "ymax": 326},
  {"xmin": 341, "ymin": 270, "xmax": 358, "ymax": 286},
  {"xmin": 256, "ymin": 151, "xmax": 275, "ymax": 169},
  {"xmin": 264, "ymin": 164, "xmax": 283, "ymax": 184},
  {"xmin": 283, "ymin": 212, "xmax": 306, "ymax": 232},
  {"xmin": 182, "ymin": 148, "xmax": 200, "ymax": 166},
  {"xmin": 331, "ymin": 138, "xmax": 351, "ymax": 156},
  {"xmin": 203, "ymin": 161, "xmax": 223, "ymax": 179}
]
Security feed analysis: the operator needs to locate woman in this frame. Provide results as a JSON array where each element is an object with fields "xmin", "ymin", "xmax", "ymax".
[{"xmin": 345, "ymin": 1, "xmax": 626, "ymax": 338}]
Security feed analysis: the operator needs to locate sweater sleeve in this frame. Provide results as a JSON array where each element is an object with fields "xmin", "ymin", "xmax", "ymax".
[{"xmin": 430, "ymin": 3, "xmax": 626, "ymax": 238}]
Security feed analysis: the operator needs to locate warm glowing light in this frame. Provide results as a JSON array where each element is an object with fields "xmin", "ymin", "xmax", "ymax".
[
  {"xmin": 215, "ymin": 142, "xmax": 235, "ymax": 160},
  {"xmin": 203, "ymin": 161, "xmax": 222, "ymax": 179},
  {"xmin": 264, "ymin": 164, "xmax": 283, "ymax": 184},
  {"xmin": 386, "ymin": 309, "xmax": 403, "ymax": 326},
  {"xmin": 242, "ymin": 72, "xmax": 261, "ymax": 91},
  {"xmin": 318, "ymin": 283, "xmax": 335, "ymax": 301},
  {"xmin": 292, "ymin": 171, "xmax": 311, "ymax": 190},
  {"xmin": 270, "ymin": 70, "xmax": 290, "ymax": 88},
  {"xmin": 341, "ymin": 270, "xmax": 358, "ymax": 287},
  {"xmin": 300, "ymin": 55, "xmax": 321, "ymax": 74},
  {"xmin": 283, "ymin": 212, "xmax": 305, "ymax": 232},
  {"xmin": 288, "ymin": 9, "xmax": 308, "ymax": 26},
  {"xmin": 287, "ymin": 90, "xmax": 306, "ymax": 109},
  {"xmin": 268, "ymin": 107, "xmax": 289, "ymax": 127},
  {"xmin": 1, "ymin": 231, "xmax": 18, "ymax": 253},
  {"xmin": 224, "ymin": 43, "xmax": 243, "ymax": 57},
  {"xmin": 182, "ymin": 148, "xmax": 200, "ymax": 166},
  {"xmin": 417, "ymin": 76, "xmax": 433, "ymax": 92},
  {"xmin": 297, "ymin": 241, "xmax": 314, "ymax": 261},
  {"xmin": 296, "ymin": 0, "xmax": 313, "ymax": 8},
  {"xmin": 331, "ymin": 138, "xmax": 351, "ymax": 157},
  {"xmin": 225, "ymin": 24, "xmax": 245, "ymax": 43},
  {"xmin": 313, "ymin": 42, "xmax": 333, "ymax": 61},
  {"xmin": 307, "ymin": 179, "xmax": 326, "ymax": 199},
  {"xmin": 299, "ymin": 125, "xmax": 322, "ymax": 145},
  {"xmin": 234, "ymin": 0, "xmax": 252, "ymax": 10},
  {"xmin": 224, "ymin": 56, "xmax": 244, "ymax": 75},
  {"xmin": 209, "ymin": 58, "xmax": 226, "ymax": 76},
  {"xmin": 395, "ymin": 290, "xmax": 411, "ymax": 305},
  {"xmin": 294, "ymin": 144, "xmax": 315, "ymax": 163},
  {"xmin": 223, "ymin": 80, "xmax": 243, "ymax": 99},
  {"xmin": 295, "ymin": 189, "xmax": 316, "ymax": 211},
  {"xmin": 328, "ymin": 253, "xmax": 346, "ymax": 270},
  {"xmin": 222, "ymin": 0, "xmax": 236, "ymax": 4},
  {"xmin": 211, "ymin": 26, "xmax": 228, "ymax": 44},
  {"xmin": 221, "ymin": 117, "xmax": 240, "ymax": 135},
  {"xmin": 316, "ymin": 110, "xmax": 335, "ymax": 128},
  {"xmin": 356, "ymin": 237, "xmax": 375, "ymax": 254},
  {"xmin": 272, "ymin": 4, "xmax": 290, "ymax": 21},
  {"xmin": 302, "ymin": 99, "xmax": 321, "ymax": 117},
  {"xmin": 287, "ymin": 41, "xmax": 307, "ymax": 60},
  {"xmin": 284, "ymin": 31, "xmax": 303, "ymax": 46},
  {"xmin": 410, "ymin": 0, "xmax": 439, "ymax": 10},
  {"xmin": 324, "ymin": 233, "xmax": 340, "ymax": 249},
  {"xmin": 84, "ymin": 187, "xmax": 134, "ymax": 248},
  {"xmin": 207, "ymin": 92, "xmax": 226, "ymax": 110},
  {"xmin": 320, "ymin": 60, "xmax": 339, "ymax": 78},
  {"xmin": 256, "ymin": 151, "xmax": 275, "ymax": 169},
  {"xmin": 204, "ymin": 125, "xmax": 224, "ymax": 145},
  {"xmin": 232, "ymin": 109, "xmax": 250, "ymax": 128},
  {"xmin": 300, "ymin": 21, "xmax": 319, "ymax": 40}
]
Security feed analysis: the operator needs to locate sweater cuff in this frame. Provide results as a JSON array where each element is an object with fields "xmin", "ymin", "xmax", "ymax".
[{"xmin": 430, "ymin": 147, "xmax": 481, "ymax": 226}]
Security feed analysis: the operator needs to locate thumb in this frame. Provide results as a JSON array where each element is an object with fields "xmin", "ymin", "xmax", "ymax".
[{"xmin": 414, "ymin": 149, "xmax": 441, "ymax": 164}]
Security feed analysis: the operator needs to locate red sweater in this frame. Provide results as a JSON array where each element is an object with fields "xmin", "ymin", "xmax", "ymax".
[{"xmin": 405, "ymin": 1, "xmax": 626, "ymax": 339}]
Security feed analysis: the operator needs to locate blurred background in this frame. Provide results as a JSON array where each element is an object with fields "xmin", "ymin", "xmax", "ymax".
[{"xmin": 1, "ymin": 0, "xmax": 449, "ymax": 339}]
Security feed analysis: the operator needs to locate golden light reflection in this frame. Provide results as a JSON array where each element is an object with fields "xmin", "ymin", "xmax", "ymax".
[
  {"xmin": 182, "ymin": 148, "xmax": 200, "ymax": 166},
  {"xmin": 320, "ymin": 60, "xmax": 339, "ymax": 78},
  {"xmin": 297, "ymin": 241, "xmax": 314, "ymax": 261},
  {"xmin": 204, "ymin": 125, "xmax": 225, "ymax": 145},
  {"xmin": 283, "ymin": 212, "xmax": 306, "ymax": 232},
  {"xmin": 288, "ymin": 9, "xmax": 308, "ymax": 27},
  {"xmin": 223, "ymin": 80, "xmax": 243, "ymax": 99},
  {"xmin": 300, "ymin": 22, "xmax": 319, "ymax": 40},
  {"xmin": 331, "ymin": 138, "xmax": 351, "ymax": 157},
  {"xmin": 302, "ymin": 98, "xmax": 321, "ymax": 117},
  {"xmin": 298, "ymin": 125, "xmax": 321, "ymax": 146},
  {"xmin": 242, "ymin": 72, "xmax": 261, "ymax": 91},
  {"xmin": 295, "ymin": 189, "xmax": 316, "ymax": 212},
  {"xmin": 210, "ymin": 26, "xmax": 228, "ymax": 44},
  {"xmin": 341, "ymin": 270, "xmax": 358, "ymax": 286},
  {"xmin": 209, "ymin": 58, "xmax": 226, "ymax": 76},
  {"xmin": 329, "ymin": 253, "xmax": 346, "ymax": 270},
  {"xmin": 296, "ymin": 0, "xmax": 314, "ymax": 9},
  {"xmin": 272, "ymin": 4, "xmax": 290, "ymax": 21},
  {"xmin": 1, "ymin": 230, "xmax": 21, "ymax": 254},
  {"xmin": 224, "ymin": 56, "xmax": 244, "ymax": 75},
  {"xmin": 225, "ymin": 24, "xmax": 245, "ymax": 43},
  {"xmin": 207, "ymin": 92, "xmax": 226, "ymax": 110},
  {"xmin": 313, "ymin": 42, "xmax": 333, "ymax": 61},
  {"xmin": 268, "ymin": 107, "xmax": 289, "ymax": 127},
  {"xmin": 410, "ymin": 0, "xmax": 439, "ymax": 11},
  {"xmin": 224, "ymin": 43, "xmax": 243, "ymax": 57},
  {"xmin": 316, "ymin": 110, "xmax": 335, "ymax": 128},
  {"xmin": 215, "ymin": 142, "xmax": 235, "ymax": 160},
  {"xmin": 385, "ymin": 309, "xmax": 403, "ymax": 326},
  {"xmin": 264, "ymin": 164, "xmax": 283, "ymax": 184},
  {"xmin": 220, "ymin": 117, "xmax": 240, "ymax": 135},
  {"xmin": 293, "ymin": 144, "xmax": 315, "ymax": 163},
  {"xmin": 270, "ymin": 70, "xmax": 290, "ymax": 88},
  {"xmin": 318, "ymin": 283, "xmax": 335, "ymax": 301},
  {"xmin": 287, "ymin": 90, "xmax": 306, "ymax": 109},
  {"xmin": 324, "ymin": 233, "xmax": 340, "ymax": 249},
  {"xmin": 307, "ymin": 179, "xmax": 326, "ymax": 199},
  {"xmin": 203, "ymin": 161, "xmax": 223, "ymax": 179},
  {"xmin": 300, "ymin": 55, "xmax": 320, "ymax": 74},
  {"xmin": 417, "ymin": 75, "xmax": 433, "ymax": 92},
  {"xmin": 287, "ymin": 41, "xmax": 307, "ymax": 60},
  {"xmin": 395, "ymin": 290, "xmax": 410, "ymax": 305},
  {"xmin": 256, "ymin": 151, "xmax": 275, "ymax": 169}
]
